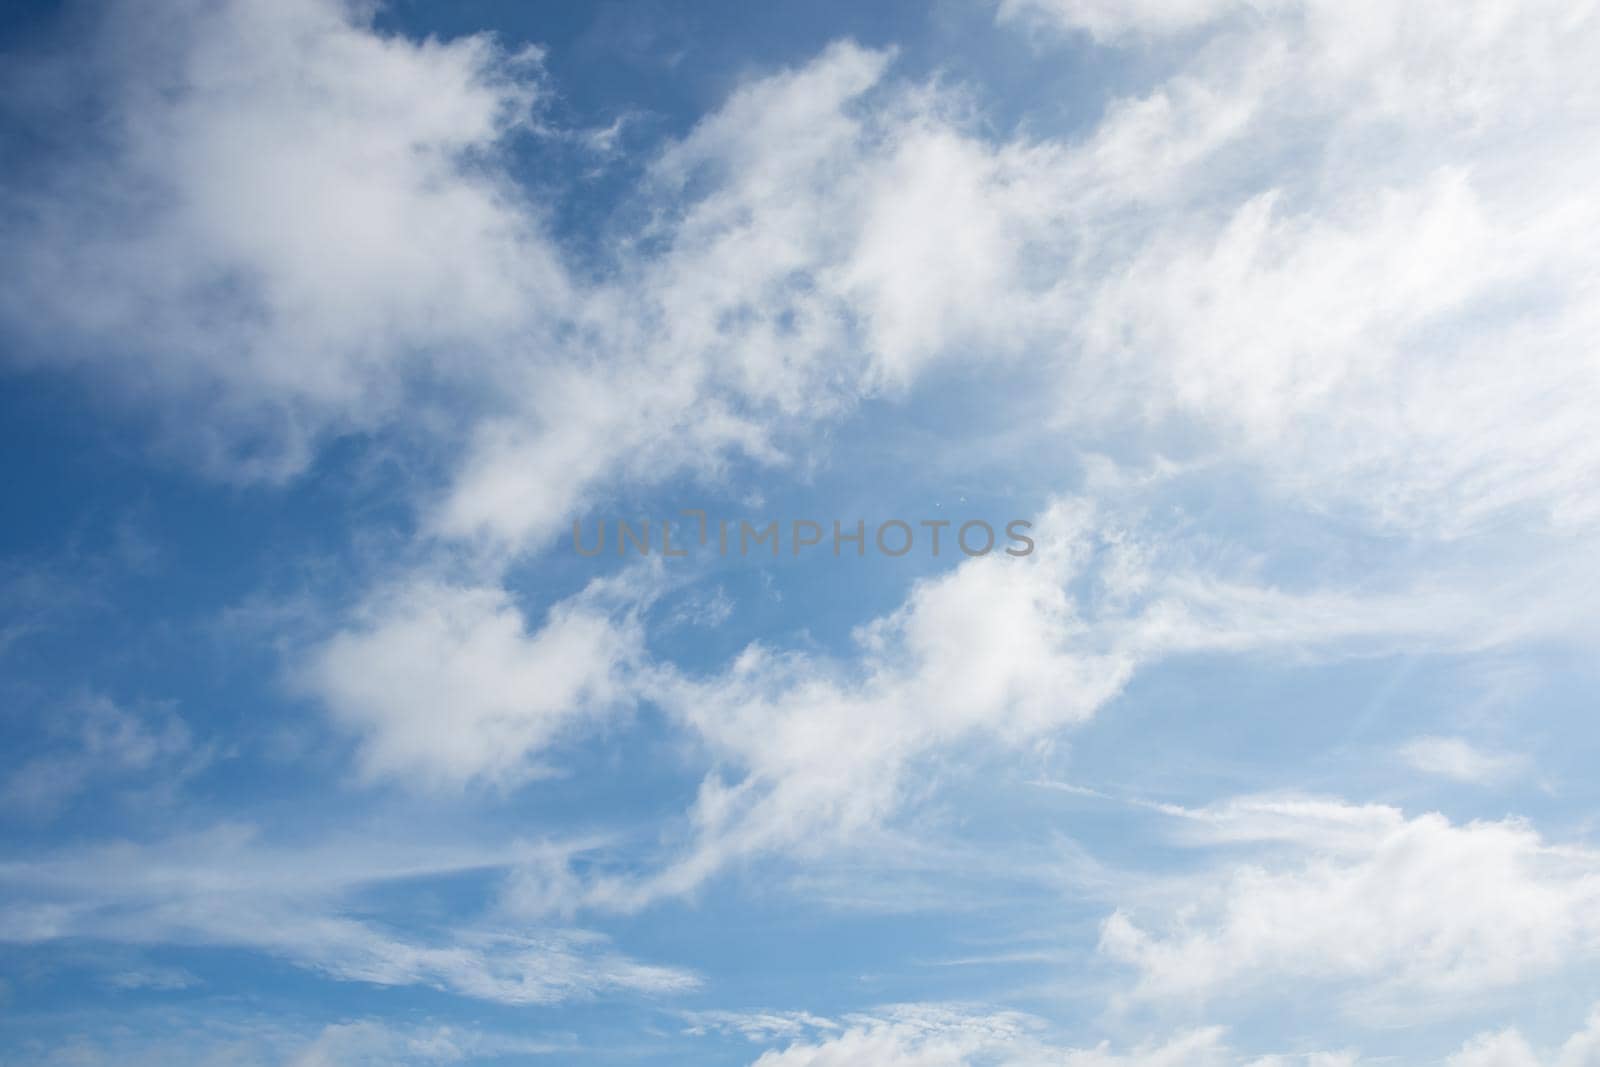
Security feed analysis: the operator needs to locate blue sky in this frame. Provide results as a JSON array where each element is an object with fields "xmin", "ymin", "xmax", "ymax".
[{"xmin": 4, "ymin": 1, "xmax": 1600, "ymax": 1064}]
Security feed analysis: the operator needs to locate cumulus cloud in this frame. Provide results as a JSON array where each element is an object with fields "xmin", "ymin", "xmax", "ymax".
[
  {"xmin": 1446, "ymin": 1008, "xmax": 1600, "ymax": 1067},
  {"xmin": 0, "ymin": 0, "xmax": 562, "ymax": 479},
  {"xmin": 304, "ymin": 575, "xmax": 644, "ymax": 788},
  {"xmin": 1099, "ymin": 795, "xmax": 1600, "ymax": 1018}
]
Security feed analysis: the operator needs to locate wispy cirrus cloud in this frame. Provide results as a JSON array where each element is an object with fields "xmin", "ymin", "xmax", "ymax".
[
  {"xmin": 1399, "ymin": 736, "xmax": 1530, "ymax": 786},
  {"xmin": 0, "ymin": 1009, "xmax": 571, "ymax": 1067},
  {"xmin": 0, "ymin": 824, "xmax": 696, "ymax": 1006},
  {"xmin": 1, "ymin": 694, "xmax": 209, "ymax": 818},
  {"xmin": 721, "ymin": 1000, "xmax": 1600, "ymax": 1067}
]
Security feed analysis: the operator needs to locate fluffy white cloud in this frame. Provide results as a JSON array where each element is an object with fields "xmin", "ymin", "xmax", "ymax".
[
  {"xmin": 1, "ymin": 0, "xmax": 562, "ymax": 479},
  {"xmin": 446, "ymin": 0, "xmax": 1600, "ymax": 563},
  {"xmin": 7, "ymin": 0, "xmax": 1600, "ymax": 1060},
  {"xmin": 2, "ymin": 10, "xmax": 1065, "ymax": 540},
  {"xmin": 52, "ymin": 4, "xmax": 1587, "ymax": 959},
  {"xmin": 433, "ymin": 40, "xmax": 1080, "ymax": 554},
  {"xmin": 304, "ymin": 575, "xmax": 643, "ymax": 789},
  {"xmin": 1100, "ymin": 796, "xmax": 1600, "ymax": 1017},
  {"xmin": 318, "ymin": 487, "xmax": 1492, "ymax": 865},
  {"xmin": 11, "ymin": 0, "xmax": 1600, "ymax": 550},
  {"xmin": 1010, "ymin": 0, "xmax": 1600, "ymax": 540},
  {"xmin": 1446, "ymin": 1008, "xmax": 1600, "ymax": 1067},
  {"xmin": 435, "ymin": 0, "xmax": 1600, "ymax": 559},
  {"xmin": 1450, "ymin": 1030, "xmax": 1546, "ymax": 1067}
]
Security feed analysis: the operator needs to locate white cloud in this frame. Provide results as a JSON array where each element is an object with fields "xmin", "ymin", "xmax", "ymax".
[
  {"xmin": 565, "ymin": 498, "xmax": 1514, "ymax": 909},
  {"xmin": 285, "ymin": 1020, "xmax": 564, "ymax": 1067},
  {"xmin": 304, "ymin": 575, "xmax": 643, "ymax": 789},
  {"xmin": 1006, "ymin": 0, "xmax": 1600, "ymax": 541},
  {"xmin": 104, "ymin": 964, "xmax": 200, "ymax": 992},
  {"xmin": 0, "ymin": 824, "xmax": 696, "ymax": 1006},
  {"xmin": 10, "ymin": 0, "xmax": 1600, "ymax": 555},
  {"xmin": 1399, "ymin": 736, "xmax": 1529, "ymax": 786},
  {"xmin": 1099, "ymin": 795, "xmax": 1600, "ymax": 1018},
  {"xmin": 6, "ymin": 12, "xmax": 1064, "ymax": 552},
  {"xmin": 1446, "ymin": 1007, "xmax": 1600, "ymax": 1067},
  {"xmin": 1450, "ymin": 1030, "xmax": 1545, "ymax": 1067},
  {"xmin": 686, "ymin": 1010, "xmax": 843, "ymax": 1043},
  {"xmin": 1, "ymin": 0, "xmax": 560, "ymax": 479},
  {"xmin": 747, "ymin": 1006, "xmax": 1220, "ymax": 1067},
  {"xmin": 418, "ymin": 0, "xmax": 1600, "ymax": 567},
  {"xmin": 731, "ymin": 1004, "xmax": 1360, "ymax": 1067},
  {"xmin": 997, "ymin": 0, "xmax": 1256, "ymax": 42},
  {"xmin": 432, "ymin": 40, "xmax": 1078, "ymax": 555},
  {"xmin": 0, "ymin": 1011, "xmax": 567, "ymax": 1067},
  {"xmin": 6, "ymin": 0, "xmax": 1600, "ymax": 1060},
  {"xmin": 1, "ymin": 694, "xmax": 206, "ymax": 816}
]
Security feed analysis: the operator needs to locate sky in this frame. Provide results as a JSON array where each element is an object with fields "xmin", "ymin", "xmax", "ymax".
[{"xmin": 2, "ymin": 0, "xmax": 1600, "ymax": 1064}]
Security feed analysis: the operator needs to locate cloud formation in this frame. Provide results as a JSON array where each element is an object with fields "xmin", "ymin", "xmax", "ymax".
[
  {"xmin": 1, "ymin": 0, "xmax": 560, "ymax": 479},
  {"xmin": 1101, "ymin": 796, "xmax": 1600, "ymax": 1017},
  {"xmin": 0, "ymin": 824, "xmax": 695, "ymax": 1005},
  {"xmin": 5, "ymin": 0, "xmax": 1600, "ymax": 1059},
  {"xmin": 305, "ymin": 575, "xmax": 643, "ymax": 788}
]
